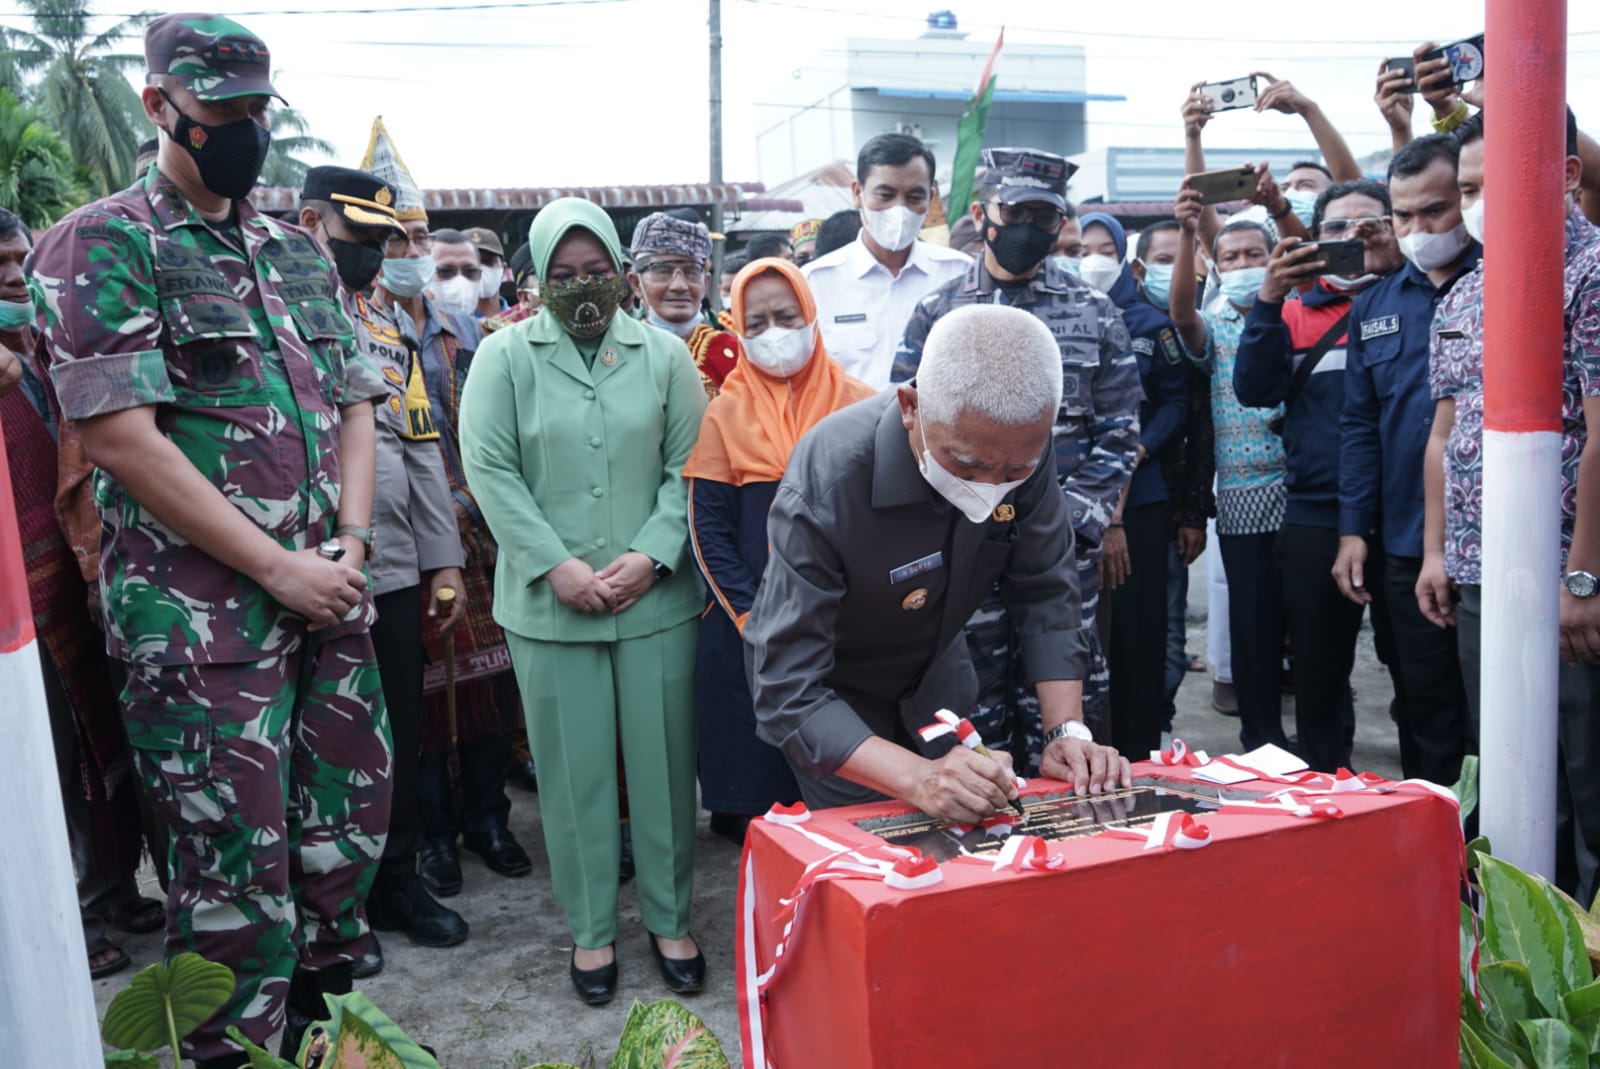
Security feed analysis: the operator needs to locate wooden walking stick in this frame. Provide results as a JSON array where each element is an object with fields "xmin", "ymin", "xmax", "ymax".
[{"xmin": 435, "ymin": 585, "xmax": 462, "ymax": 810}]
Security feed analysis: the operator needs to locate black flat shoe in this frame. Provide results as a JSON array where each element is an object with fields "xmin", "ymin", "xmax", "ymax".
[
  {"xmin": 351, "ymin": 931, "xmax": 384, "ymax": 979},
  {"xmin": 570, "ymin": 948, "xmax": 617, "ymax": 1006},
  {"xmin": 649, "ymin": 933, "xmax": 705, "ymax": 994},
  {"xmin": 418, "ymin": 838, "xmax": 463, "ymax": 897},
  {"xmin": 463, "ymin": 823, "xmax": 533, "ymax": 878}
]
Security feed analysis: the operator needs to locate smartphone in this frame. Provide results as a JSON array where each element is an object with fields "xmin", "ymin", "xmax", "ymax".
[
  {"xmin": 1385, "ymin": 56, "xmax": 1417, "ymax": 94},
  {"xmin": 1421, "ymin": 34, "xmax": 1485, "ymax": 88},
  {"xmin": 1188, "ymin": 166, "xmax": 1260, "ymax": 206},
  {"xmin": 1308, "ymin": 239, "xmax": 1366, "ymax": 277},
  {"xmin": 1197, "ymin": 75, "xmax": 1258, "ymax": 113}
]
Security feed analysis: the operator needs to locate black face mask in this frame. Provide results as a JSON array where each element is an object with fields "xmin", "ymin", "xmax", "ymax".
[
  {"xmin": 984, "ymin": 218, "xmax": 1057, "ymax": 276},
  {"xmin": 160, "ymin": 89, "xmax": 271, "ymax": 201},
  {"xmin": 327, "ymin": 236, "xmax": 386, "ymax": 293}
]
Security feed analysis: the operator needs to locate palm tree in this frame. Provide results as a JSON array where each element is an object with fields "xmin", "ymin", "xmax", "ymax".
[
  {"xmin": 0, "ymin": 88, "xmax": 90, "ymax": 227},
  {"xmin": 258, "ymin": 106, "xmax": 335, "ymax": 189},
  {"xmin": 7, "ymin": 0, "xmax": 151, "ymax": 196}
]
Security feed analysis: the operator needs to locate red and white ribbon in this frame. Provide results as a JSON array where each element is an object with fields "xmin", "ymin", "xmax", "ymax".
[
  {"xmin": 992, "ymin": 833, "xmax": 1067, "ymax": 873},
  {"xmin": 1103, "ymin": 811, "xmax": 1212, "ymax": 851},
  {"xmin": 1149, "ymin": 738, "xmax": 1209, "ymax": 767}
]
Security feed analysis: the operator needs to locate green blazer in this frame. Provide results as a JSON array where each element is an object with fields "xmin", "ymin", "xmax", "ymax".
[{"xmin": 460, "ymin": 309, "xmax": 708, "ymax": 642}]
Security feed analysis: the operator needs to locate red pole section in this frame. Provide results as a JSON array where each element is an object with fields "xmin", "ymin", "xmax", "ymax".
[
  {"xmin": 1478, "ymin": 0, "xmax": 1568, "ymax": 881},
  {"xmin": 0, "ymin": 413, "xmax": 35, "ymax": 653}
]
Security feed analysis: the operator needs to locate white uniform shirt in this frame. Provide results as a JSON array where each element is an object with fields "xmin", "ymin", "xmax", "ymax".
[{"xmin": 802, "ymin": 236, "xmax": 971, "ymax": 389}]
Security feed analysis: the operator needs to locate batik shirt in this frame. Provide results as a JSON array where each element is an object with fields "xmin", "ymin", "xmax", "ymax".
[
  {"xmin": 1429, "ymin": 209, "xmax": 1600, "ymax": 585},
  {"xmin": 29, "ymin": 166, "xmax": 384, "ymax": 666},
  {"xmin": 1193, "ymin": 302, "xmax": 1286, "ymax": 536}
]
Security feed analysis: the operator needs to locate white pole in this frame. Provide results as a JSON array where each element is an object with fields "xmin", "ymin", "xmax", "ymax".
[{"xmin": 0, "ymin": 417, "xmax": 103, "ymax": 1064}]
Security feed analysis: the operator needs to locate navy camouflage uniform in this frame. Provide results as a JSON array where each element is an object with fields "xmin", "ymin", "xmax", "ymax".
[{"xmin": 892, "ymin": 255, "xmax": 1141, "ymax": 769}]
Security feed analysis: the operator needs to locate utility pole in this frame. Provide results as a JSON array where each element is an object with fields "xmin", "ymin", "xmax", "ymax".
[{"xmin": 708, "ymin": 0, "xmax": 725, "ymax": 307}]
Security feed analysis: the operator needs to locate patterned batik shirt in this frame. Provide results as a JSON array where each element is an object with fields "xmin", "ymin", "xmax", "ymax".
[
  {"xmin": 1197, "ymin": 301, "xmax": 1287, "ymax": 536},
  {"xmin": 1429, "ymin": 208, "xmax": 1600, "ymax": 585},
  {"xmin": 29, "ymin": 166, "xmax": 385, "ymax": 666}
]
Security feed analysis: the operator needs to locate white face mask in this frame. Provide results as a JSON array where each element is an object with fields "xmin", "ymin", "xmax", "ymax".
[
  {"xmin": 1398, "ymin": 222, "xmax": 1472, "ymax": 272},
  {"xmin": 1320, "ymin": 272, "xmax": 1382, "ymax": 294},
  {"xmin": 916, "ymin": 421, "xmax": 1027, "ymax": 525},
  {"xmin": 646, "ymin": 305, "xmax": 697, "ymax": 339},
  {"xmin": 431, "ymin": 273, "xmax": 479, "ymax": 313},
  {"xmin": 861, "ymin": 204, "xmax": 926, "ymax": 252},
  {"xmin": 743, "ymin": 323, "xmax": 817, "ymax": 378},
  {"xmin": 478, "ymin": 263, "xmax": 504, "ymax": 300},
  {"xmin": 1463, "ymin": 198, "xmax": 1485, "ymax": 245},
  {"xmin": 1078, "ymin": 253, "xmax": 1122, "ymax": 294}
]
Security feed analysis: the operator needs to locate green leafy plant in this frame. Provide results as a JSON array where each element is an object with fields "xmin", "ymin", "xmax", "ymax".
[
  {"xmin": 530, "ymin": 999, "xmax": 729, "ymax": 1069},
  {"xmin": 227, "ymin": 992, "xmax": 441, "ymax": 1069},
  {"xmin": 101, "ymin": 952, "xmax": 234, "ymax": 1064}
]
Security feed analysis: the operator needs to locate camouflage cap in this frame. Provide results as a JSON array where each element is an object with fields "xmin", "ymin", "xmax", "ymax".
[
  {"xmin": 301, "ymin": 165, "xmax": 405, "ymax": 233},
  {"xmin": 980, "ymin": 147, "xmax": 1078, "ymax": 211},
  {"xmin": 145, "ymin": 13, "xmax": 284, "ymax": 103},
  {"xmin": 629, "ymin": 211, "xmax": 711, "ymax": 266},
  {"xmin": 462, "ymin": 226, "xmax": 505, "ymax": 259}
]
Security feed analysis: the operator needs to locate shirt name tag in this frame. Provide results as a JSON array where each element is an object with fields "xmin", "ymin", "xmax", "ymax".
[
  {"xmin": 1360, "ymin": 315, "xmax": 1400, "ymax": 341},
  {"xmin": 889, "ymin": 551, "xmax": 943, "ymax": 585},
  {"xmin": 834, "ymin": 313, "xmax": 868, "ymax": 324}
]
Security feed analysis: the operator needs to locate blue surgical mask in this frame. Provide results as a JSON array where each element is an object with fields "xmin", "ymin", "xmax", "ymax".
[
  {"xmin": 1138, "ymin": 262, "xmax": 1173, "ymax": 309},
  {"xmin": 1285, "ymin": 190, "xmax": 1318, "ymax": 228},
  {"xmin": 381, "ymin": 255, "xmax": 436, "ymax": 298},
  {"xmin": 1219, "ymin": 266, "xmax": 1268, "ymax": 307},
  {"xmin": 0, "ymin": 296, "xmax": 34, "ymax": 329},
  {"xmin": 1050, "ymin": 255, "xmax": 1082, "ymax": 277},
  {"xmin": 646, "ymin": 305, "xmax": 697, "ymax": 339}
]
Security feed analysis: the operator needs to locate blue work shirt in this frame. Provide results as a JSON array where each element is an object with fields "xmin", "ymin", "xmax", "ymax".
[
  {"xmin": 1338, "ymin": 249, "xmax": 1481, "ymax": 556},
  {"xmin": 1104, "ymin": 265, "xmax": 1188, "ymax": 508}
]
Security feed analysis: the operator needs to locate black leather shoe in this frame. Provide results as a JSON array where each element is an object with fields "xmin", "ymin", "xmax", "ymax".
[
  {"xmin": 508, "ymin": 759, "xmax": 538, "ymax": 793},
  {"xmin": 351, "ymin": 931, "xmax": 384, "ymax": 979},
  {"xmin": 709, "ymin": 812, "xmax": 751, "ymax": 845},
  {"xmin": 619, "ymin": 823, "xmax": 635, "ymax": 884},
  {"xmin": 279, "ymin": 963, "xmax": 351, "ymax": 1061},
  {"xmin": 570, "ymin": 947, "xmax": 618, "ymax": 1006},
  {"xmin": 463, "ymin": 823, "xmax": 533, "ymax": 878},
  {"xmin": 418, "ymin": 838, "xmax": 463, "ymax": 897},
  {"xmin": 367, "ymin": 875, "xmax": 469, "ymax": 947},
  {"xmin": 649, "ymin": 933, "xmax": 705, "ymax": 994}
]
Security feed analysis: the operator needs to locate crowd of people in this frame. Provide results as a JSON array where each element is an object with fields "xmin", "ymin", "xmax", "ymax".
[{"xmin": 4, "ymin": 10, "xmax": 1600, "ymax": 1065}]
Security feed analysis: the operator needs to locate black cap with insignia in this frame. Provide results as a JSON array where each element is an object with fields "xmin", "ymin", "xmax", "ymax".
[
  {"xmin": 980, "ymin": 147, "xmax": 1078, "ymax": 212},
  {"xmin": 301, "ymin": 165, "xmax": 405, "ymax": 233}
]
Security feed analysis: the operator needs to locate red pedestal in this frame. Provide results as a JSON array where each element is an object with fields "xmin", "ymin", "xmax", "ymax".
[{"xmin": 738, "ymin": 767, "xmax": 1461, "ymax": 1068}]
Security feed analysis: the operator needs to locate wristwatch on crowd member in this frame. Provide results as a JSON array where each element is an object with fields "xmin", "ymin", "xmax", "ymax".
[
  {"xmin": 335, "ymin": 524, "xmax": 376, "ymax": 560},
  {"xmin": 1565, "ymin": 570, "xmax": 1600, "ymax": 599},
  {"xmin": 1043, "ymin": 720, "xmax": 1094, "ymax": 746}
]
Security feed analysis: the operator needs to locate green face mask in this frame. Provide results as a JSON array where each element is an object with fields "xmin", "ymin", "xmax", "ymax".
[
  {"xmin": 0, "ymin": 296, "xmax": 35, "ymax": 330},
  {"xmin": 541, "ymin": 274, "xmax": 628, "ymax": 339}
]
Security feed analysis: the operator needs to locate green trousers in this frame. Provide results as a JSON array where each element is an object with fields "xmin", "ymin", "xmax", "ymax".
[{"xmin": 507, "ymin": 620, "xmax": 698, "ymax": 947}]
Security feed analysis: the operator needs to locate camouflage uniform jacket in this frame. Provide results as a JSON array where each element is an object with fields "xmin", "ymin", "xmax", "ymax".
[
  {"xmin": 890, "ymin": 256, "xmax": 1143, "ymax": 546},
  {"xmin": 29, "ymin": 166, "xmax": 385, "ymax": 666}
]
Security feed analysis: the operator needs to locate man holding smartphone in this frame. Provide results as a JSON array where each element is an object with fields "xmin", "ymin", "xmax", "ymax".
[
  {"xmin": 1332, "ymin": 136, "xmax": 1479, "ymax": 789},
  {"xmin": 1233, "ymin": 180, "xmax": 1404, "ymax": 773}
]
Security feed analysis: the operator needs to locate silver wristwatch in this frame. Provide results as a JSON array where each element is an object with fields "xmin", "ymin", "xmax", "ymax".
[
  {"xmin": 1044, "ymin": 720, "xmax": 1094, "ymax": 746},
  {"xmin": 1565, "ymin": 570, "xmax": 1600, "ymax": 599}
]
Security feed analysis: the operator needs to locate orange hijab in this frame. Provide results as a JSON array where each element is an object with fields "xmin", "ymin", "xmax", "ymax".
[{"xmin": 683, "ymin": 258, "xmax": 875, "ymax": 486}]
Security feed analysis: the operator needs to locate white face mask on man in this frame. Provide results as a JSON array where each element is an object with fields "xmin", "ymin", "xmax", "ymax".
[
  {"xmin": 478, "ymin": 264, "xmax": 505, "ymax": 301},
  {"xmin": 916, "ymin": 420, "xmax": 1026, "ymax": 525},
  {"xmin": 431, "ymin": 273, "xmax": 479, "ymax": 314},
  {"xmin": 861, "ymin": 204, "xmax": 926, "ymax": 252},
  {"xmin": 1398, "ymin": 222, "xmax": 1472, "ymax": 271}
]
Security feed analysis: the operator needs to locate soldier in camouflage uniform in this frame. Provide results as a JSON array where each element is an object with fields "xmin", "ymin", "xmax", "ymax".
[
  {"xmin": 891, "ymin": 148, "xmax": 1141, "ymax": 773},
  {"xmin": 28, "ymin": 16, "xmax": 391, "ymax": 1067}
]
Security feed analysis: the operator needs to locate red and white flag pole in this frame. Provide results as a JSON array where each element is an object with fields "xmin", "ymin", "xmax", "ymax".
[
  {"xmin": 1479, "ymin": 0, "xmax": 1568, "ymax": 880},
  {"xmin": 0, "ymin": 413, "xmax": 102, "ymax": 1063}
]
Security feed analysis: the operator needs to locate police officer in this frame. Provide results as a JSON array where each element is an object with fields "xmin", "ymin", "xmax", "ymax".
[
  {"xmin": 30, "ymin": 17, "xmax": 391, "ymax": 1067},
  {"xmin": 298, "ymin": 166, "xmax": 471, "ymax": 974},
  {"xmin": 891, "ymin": 147, "xmax": 1141, "ymax": 771}
]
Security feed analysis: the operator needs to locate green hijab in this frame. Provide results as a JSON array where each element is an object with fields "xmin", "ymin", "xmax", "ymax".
[{"xmin": 527, "ymin": 197, "xmax": 625, "ymax": 282}]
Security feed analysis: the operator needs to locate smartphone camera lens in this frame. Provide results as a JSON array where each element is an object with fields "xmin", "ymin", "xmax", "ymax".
[{"xmin": 1220, "ymin": 88, "xmax": 1235, "ymax": 103}]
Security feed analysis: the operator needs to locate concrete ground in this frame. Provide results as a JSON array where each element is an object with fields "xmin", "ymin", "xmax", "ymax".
[{"xmin": 93, "ymin": 561, "xmax": 1406, "ymax": 1067}]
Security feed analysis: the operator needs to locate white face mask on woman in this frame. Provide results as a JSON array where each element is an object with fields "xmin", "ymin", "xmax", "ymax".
[
  {"xmin": 743, "ymin": 322, "xmax": 817, "ymax": 378},
  {"xmin": 916, "ymin": 421, "xmax": 1026, "ymax": 525}
]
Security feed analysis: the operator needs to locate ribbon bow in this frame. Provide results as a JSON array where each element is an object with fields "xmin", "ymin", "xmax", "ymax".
[
  {"xmin": 1104, "ymin": 811, "xmax": 1213, "ymax": 851},
  {"xmin": 1149, "ymin": 738, "xmax": 1208, "ymax": 767}
]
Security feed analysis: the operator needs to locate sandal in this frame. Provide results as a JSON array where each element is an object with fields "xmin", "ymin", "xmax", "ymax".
[
  {"xmin": 107, "ymin": 895, "xmax": 166, "ymax": 935},
  {"xmin": 88, "ymin": 936, "xmax": 131, "ymax": 979},
  {"xmin": 1186, "ymin": 655, "xmax": 1207, "ymax": 673}
]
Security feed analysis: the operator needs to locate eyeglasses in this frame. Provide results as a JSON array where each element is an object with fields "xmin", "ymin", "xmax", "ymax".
[
  {"xmin": 638, "ymin": 260, "xmax": 706, "ymax": 283},
  {"xmin": 991, "ymin": 202, "xmax": 1065, "ymax": 231},
  {"xmin": 384, "ymin": 232, "xmax": 434, "ymax": 255},
  {"xmin": 435, "ymin": 265, "xmax": 483, "ymax": 282},
  {"xmin": 1318, "ymin": 216, "xmax": 1391, "ymax": 238}
]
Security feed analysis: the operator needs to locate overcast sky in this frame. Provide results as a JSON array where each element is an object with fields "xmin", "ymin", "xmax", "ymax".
[{"xmin": 5, "ymin": 0, "xmax": 1599, "ymax": 189}]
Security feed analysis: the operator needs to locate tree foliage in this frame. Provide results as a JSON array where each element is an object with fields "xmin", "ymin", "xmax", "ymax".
[{"xmin": 0, "ymin": 88, "xmax": 90, "ymax": 227}]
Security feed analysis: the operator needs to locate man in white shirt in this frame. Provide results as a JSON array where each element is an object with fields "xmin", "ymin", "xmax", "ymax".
[{"xmin": 802, "ymin": 133, "xmax": 971, "ymax": 389}]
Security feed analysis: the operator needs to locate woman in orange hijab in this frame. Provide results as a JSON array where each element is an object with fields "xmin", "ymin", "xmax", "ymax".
[{"xmin": 683, "ymin": 257, "xmax": 875, "ymax": 842}]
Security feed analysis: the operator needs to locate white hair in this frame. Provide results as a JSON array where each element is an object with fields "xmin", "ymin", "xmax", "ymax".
[{"xmin": 917, "ymin": 304, "xmax": 1063, "ymax": 427}]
